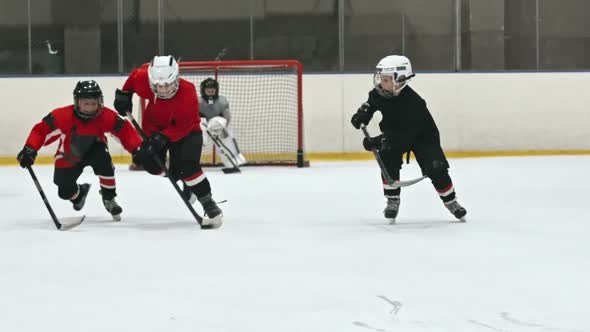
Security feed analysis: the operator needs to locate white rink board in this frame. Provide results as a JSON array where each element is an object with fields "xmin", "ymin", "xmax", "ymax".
[{"xmin": 1, "ymin": 72, "xmax": 590, "ymax": 158}]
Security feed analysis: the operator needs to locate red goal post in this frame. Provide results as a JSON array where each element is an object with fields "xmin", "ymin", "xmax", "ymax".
[{"xmin": 139, "ymin": 59, "xmax": 307, "ymax": 167}]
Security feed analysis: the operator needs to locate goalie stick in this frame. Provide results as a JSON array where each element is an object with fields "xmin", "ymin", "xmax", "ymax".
[
  {"xmin": 360, "ymin": 125, "xmax": 427, "ymax": 188},
  {"xmin": 125, "ymin": 112, "xmax": 218, "ymax": 229},
  {"xmin": 205, "ymin": 129, "xmax": 241, "ymax": 173},
  {"xmin": 27, "ymin": 166, "xmax": 85, "ymax": 231}
]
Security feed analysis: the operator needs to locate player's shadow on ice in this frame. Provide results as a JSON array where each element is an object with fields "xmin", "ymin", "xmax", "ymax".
[
  {"xmin": 364, "ymin": 219, "xmax": 461, "ymax": 231},
  {"xmin": 11, "ymin": 217, "xmax": 86, "ymax": 231},
  {"xmin": 82, "ymin": 217, "xmax": 200, "ymax": 231},
  {"xmin": 8, "ymin": 219, "xmax": 62, "ymax": 231},
  {"xmin": 16, "ymin": 217, "xmax": 202, "ymax": 231}
]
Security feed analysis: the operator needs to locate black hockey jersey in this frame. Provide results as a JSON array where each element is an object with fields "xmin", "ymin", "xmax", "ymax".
[{"xmin": 365, "ymin": 86, "xmax": 442, "ymax": 154}]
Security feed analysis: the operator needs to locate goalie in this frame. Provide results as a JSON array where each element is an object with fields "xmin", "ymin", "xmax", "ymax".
[{"xmin": 199, "ymin": 78, "xmax": 246, "ymax": 173}]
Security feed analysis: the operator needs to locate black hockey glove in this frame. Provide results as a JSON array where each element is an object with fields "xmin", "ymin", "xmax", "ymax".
[
  {"xmin": 17, "ymin": 145, "xmax": 37, "ymax": 168},
  {"xmin": 362, "ymin": 135, "xmax": 384, "ymax": 151},
  {"xmin": 130, "ymin": 147, "xmax": 144, "ymax": 166},
  {"xmin": 114, "ymin": 89, "xmax": 133, "ymax": 117},
  {"xmin": 351, "ymin": 103, "xmax": 373, "ymax": 129},
  {"xmin": 142, "ymin": 133, "xmax": 169, "ymax": 156}
]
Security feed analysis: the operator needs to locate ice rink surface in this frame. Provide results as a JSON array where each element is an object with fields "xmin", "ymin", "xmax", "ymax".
[{"xmin": 1, "ymin": 156, "xmax": 589, "ymax": 332}]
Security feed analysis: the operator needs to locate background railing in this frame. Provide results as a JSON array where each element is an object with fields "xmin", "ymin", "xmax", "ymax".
[{"xmin": 0, "ymin": 0, "xmax": 588, "ymax": 75}]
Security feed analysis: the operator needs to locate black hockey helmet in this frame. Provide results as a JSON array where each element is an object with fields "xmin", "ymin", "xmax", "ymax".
[
  {"xmin": 73, "ymin": 80, "xmax": 104, "ymax": 120},
  {"xmin": 200, "ymin": 77, "xmax": 219, "ymax": 101}
]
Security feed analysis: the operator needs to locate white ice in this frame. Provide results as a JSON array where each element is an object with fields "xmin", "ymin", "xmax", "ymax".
[{"xmin": 1, "ymin": 156, "xmax": 589, "ymax": 332}]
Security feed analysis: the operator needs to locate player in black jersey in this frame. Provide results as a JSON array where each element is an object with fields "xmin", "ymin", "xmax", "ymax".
[{"xmin": 351, "ymin": 55, "xmax": 467, "ymax": 223}]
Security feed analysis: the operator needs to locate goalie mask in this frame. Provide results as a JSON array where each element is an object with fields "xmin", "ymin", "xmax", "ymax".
[
  {"xmin": 200, "ymin": 77, "xmax": 219, "ymax": 104},
  {"xmin": 148, "ymin": 55, "xmax": 180, "ymax": 99},
  {"xmin": 373, "ymin": 55, "xmax": 414, "ymax": 98},
  {"xmin": 73, "ymin": 80, "xmax": 103, "ymax": 120}
]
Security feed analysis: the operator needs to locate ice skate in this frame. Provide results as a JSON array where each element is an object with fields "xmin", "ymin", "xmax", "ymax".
[
  {"xmin": 100, "ymin": 190, "xmax": 123, "ymax": 221},
  {"xmin": 199, "ymin": 194, "xmax": 223, "ymax": 229},
  {"xmin": 445, "ymin": 199, "xmax": 467, "ymax": 222},
  {"xmin": 384, "ymin": 197, "xmax": 400, "ymax": 224},
  {"xmin": 72, "ymin": 183, "xmax": 91, "ymax": 211}
]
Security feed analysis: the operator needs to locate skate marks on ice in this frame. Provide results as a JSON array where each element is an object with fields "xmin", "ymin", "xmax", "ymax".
[
  {"xmin": 469, "ymin": 312, "xmax": 586, "ymax": 332},
  {"xmin": 498, "ymin": 312, "xmax": 584, "ymax": 332},
  {"xmin": 376, "ymin": 295, "xmax": 403, "ymax": 315},
  {"xmin": 352, "ymin": 296, "xmax": 581, "ymax": 332},
  {"xmin": 352, "ymin": 321, "xmax": 387, "ymax": 332},
  {"xmin": 499, "ymin": 311, "xmax": 546, "ymax": 328},
  {"xmin": 467, "ymin": 319, "xmax": 507, "ymax": 332},
  {"xmin": 352, "ymin": 295, "xmax": 403, "ymax": 332}
]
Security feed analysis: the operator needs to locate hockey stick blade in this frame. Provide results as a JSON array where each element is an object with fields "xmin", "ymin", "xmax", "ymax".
[
  {"xmin": 200, "ymin": 215, "xmax": 223, "ymax": 229},
  {"xmin": 359, "ymin": 125, "xmax": 427, "ymax": 188},
  {"xmin": 58, "ymin": 215, "xmax": 86, "ymax": 231},
  {"xmin": 390, "ymin": 175, "xmax": 428, "ymax": 188}
]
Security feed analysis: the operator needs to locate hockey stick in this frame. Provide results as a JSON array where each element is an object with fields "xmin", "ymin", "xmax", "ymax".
[
  {"xmin": 27, "ymin": 166, "xmax": 85, "ymax": 231},
  {"xmin": 214, "ymin": 48, "xmax": 227, "ymax": 61},
  {"xmin": 125, "ymin": 112, "xmax": 210, "ymax": 228},
  {"xmin": 205, "ymin": 129, "xmax": 241, "ymax": 173},
  {"xmin": 360, "ymin": 125, "xmax": 427, "ymax": 188}
]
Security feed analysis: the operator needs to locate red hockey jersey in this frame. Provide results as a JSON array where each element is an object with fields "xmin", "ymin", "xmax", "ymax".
[
  {"xmin": 122, "ymin": 64, "xmax": 202, "ymax": 142},
  {"xmin": 25, "ymin": 106, "xmax": 142, "ymax": 168}
]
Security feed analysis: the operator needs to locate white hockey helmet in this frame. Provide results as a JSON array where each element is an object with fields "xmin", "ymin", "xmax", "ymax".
[
  {"xmin": 373, "ymin": 55, "xmax": 414, "ymax": 98},
  {"xmin": 148, "ymin": 55, "xmax": 180, "ymax": 99}
]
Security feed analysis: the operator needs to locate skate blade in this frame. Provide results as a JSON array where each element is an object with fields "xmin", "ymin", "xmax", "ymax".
[
  {"xmin": 459, "ymin": 217, "xmax": 467, "ymax": 223},
  {"xmin": 112, "ymin": 214, "xmax": 122, "ymax": 222},
  {"xmin": 201, "ymin": 214, "xmax": 223, "ymax": 229},
  {"xmin": 59, "ymin": 215, "xmax": 86, "ymax": 231},
  {"xmin": 388, "ymin": 218, "xmax": 396, "ymax": 225}
]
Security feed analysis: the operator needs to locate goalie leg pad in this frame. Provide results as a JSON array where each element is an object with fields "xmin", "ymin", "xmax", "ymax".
[{"xmin": 216, "ymin": 133, "xmax": 246, "ymax": 168}]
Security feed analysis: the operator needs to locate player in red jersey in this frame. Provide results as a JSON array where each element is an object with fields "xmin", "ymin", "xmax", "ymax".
[
  {"xmin": 17, "ymin": 80, "xmax": 142, "ymax": 221},
  {"xmin": 114, "ymin": 55, "xmax": 223, "ymax": 228}
]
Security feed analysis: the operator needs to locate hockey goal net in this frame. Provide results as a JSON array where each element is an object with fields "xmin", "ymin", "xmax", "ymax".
[{"xmin": 139, "ymin": 60, "xmax": 306, "ymax": 167}]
